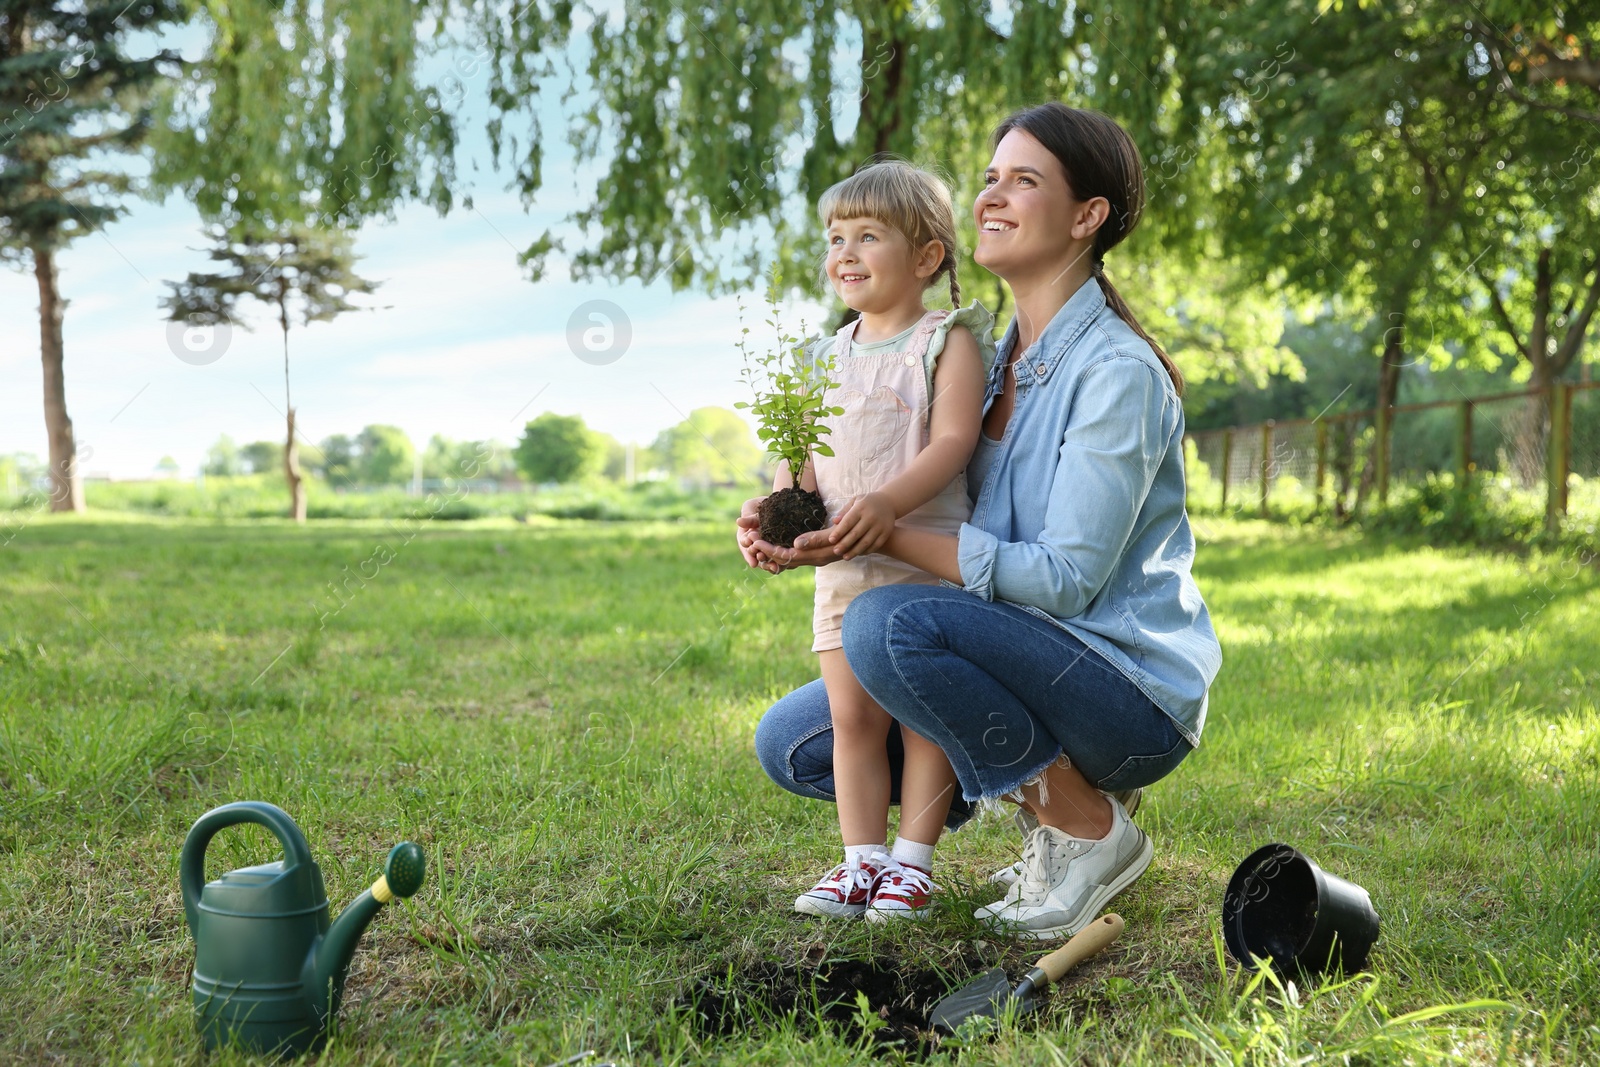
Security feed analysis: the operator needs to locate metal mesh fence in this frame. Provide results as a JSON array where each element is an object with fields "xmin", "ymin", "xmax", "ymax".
[
  {"xmin": 1566, "ymin": 384, "xmax": 1600, "ymax": 529},
  {"xmin": 1184, "ymin": 382, "xmax": 1599, "ymax": 531},
  {"xmin": 1472, "ymin": 393, "xmax": 1548, "ymax": 491}
]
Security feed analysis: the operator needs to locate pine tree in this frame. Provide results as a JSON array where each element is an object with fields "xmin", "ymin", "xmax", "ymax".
[{"xmin": 1, "ymin": 1, "xmax": 186, "ymax": 512}]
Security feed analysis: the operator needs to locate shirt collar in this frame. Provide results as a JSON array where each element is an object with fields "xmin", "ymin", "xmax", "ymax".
[{"xmin": 992, "ymin": 276, "xmax": 1108, "ymax": 386}]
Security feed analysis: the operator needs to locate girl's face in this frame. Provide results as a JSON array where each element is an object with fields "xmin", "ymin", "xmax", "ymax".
[
  {"xmin": 974, "ymin": 129, "xmax": 1097, "ymax": 281},
  {"xmin": 825, "ymin": 217, "xmax": 937, "ymax": 315}
]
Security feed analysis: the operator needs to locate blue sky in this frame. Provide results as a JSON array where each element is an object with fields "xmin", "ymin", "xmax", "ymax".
[{"xmin": 0, "ymin": 9, "xmax": 839, "ymax": 479}]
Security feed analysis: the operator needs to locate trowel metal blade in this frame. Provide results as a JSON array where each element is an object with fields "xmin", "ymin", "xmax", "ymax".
[{"xmin": 928, "ymin": 967, "xmax": 1039, "ymax": 1032}]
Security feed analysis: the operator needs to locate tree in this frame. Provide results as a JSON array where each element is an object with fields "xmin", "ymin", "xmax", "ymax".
[
  {"xmin": 1, "ymin": 1, "xmax": 185, "ymax": 512},
  {"xmin": 239, "ymin": 440, "xmax": 282, "ymax": 475},
  {"xmin": 356, "ymin": 425, "xmax": 414, "ymax": 486},
  {"xmin": 1, "ymin": 452, "xmax": 43, "ymax": 499},
  {"xmin": 1472, "ymin": 8, "xmax": 1600, "ymax": 127},
  {"xmin": 515, "ymin": 413, "xmax": 602, "ymax": 485},
  {"xmin": 148, "ymin": 0, "xmax": 460, "ymax": 233},
  {"xmin": 312, "ymin": 434, "xmax": 356, "ymax": 484},
  {"xmin": 1458, "ymin": 98, "xmax": 1600, "ymax": 475},
  {"xmin": 471, "ymin": 1, "xmax": 1226, "ymax": 329},
  {"xmin": 204, "ymin": 435, "xmax": 242, "ymax": 476},
  {"xmin": 1127, "ymin": 255, "xmax": 1302, "ymax": 395},
  {"xmin": 652, "ymin": 407, "xmax": 767, "ymax": 489},
  {"xmin": 422, "ymin": 435, "xmax": 514, "ymax": 482},
  {"xmin": 161, "ymin": 225, "xmax": 381, "ymax": 522},
  {"xmin": 596, "ymin": 434, "xmax": 656, "ymax": 484},
  {"xmin": 1158, "ymin": 0, "xmax": 1529, "ymax": 504}
]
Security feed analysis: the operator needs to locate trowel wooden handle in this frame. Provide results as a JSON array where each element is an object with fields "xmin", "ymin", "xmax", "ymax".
[{"xmin": 1034, "ymin": 913, "xmax": 1125, "ymax": 984}]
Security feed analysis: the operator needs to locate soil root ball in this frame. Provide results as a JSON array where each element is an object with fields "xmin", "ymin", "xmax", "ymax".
[{"xmin": 758, "ymin": 487, "xmax": 828, "ymax": 548}]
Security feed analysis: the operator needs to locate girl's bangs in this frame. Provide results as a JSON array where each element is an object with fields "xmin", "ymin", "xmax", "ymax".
[{"xmin": 818, "ymin": 171, "xmax": 922, "ymax": 242}]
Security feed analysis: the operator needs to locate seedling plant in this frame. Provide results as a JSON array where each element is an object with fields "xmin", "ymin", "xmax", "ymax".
[{"xmin": 734, "ymin": 284, "xmax": 844, "ymax": 547}]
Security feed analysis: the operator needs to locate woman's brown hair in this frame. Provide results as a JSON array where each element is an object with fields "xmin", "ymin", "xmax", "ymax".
[{"xmin": 992, "ymin": 103, "xmax": 1184, "ymax": 396}]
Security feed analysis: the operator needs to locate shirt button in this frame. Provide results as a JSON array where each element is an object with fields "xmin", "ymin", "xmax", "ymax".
[{"xmin": 1036, "ymin": 363, "xmax": 1047, "ymax": 375}]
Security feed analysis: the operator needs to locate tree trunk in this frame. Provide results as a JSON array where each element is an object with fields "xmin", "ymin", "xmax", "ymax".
[
  {"xmin": 1514, "ymin": 250, "xmax": 1555, "ymax": 486},
  {"xmin": 285, "ymin": 408, "xmax": 307, "ymax": 523},
  {"xmin": 1354, "ymin": 286, "xmax": 1411, "ymax": 510},
  {"xmin": 279, "ymin": 292, "xmax": 305, "ymax": 522},
  {"xmin": 854, "ymin": 16, "xmax": 912, "ymax": 162},
  {"xmin": 34, "ymin": 245, "xmax": 85, "ymax": 513}
]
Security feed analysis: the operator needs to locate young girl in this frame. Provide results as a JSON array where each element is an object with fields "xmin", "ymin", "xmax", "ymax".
[{"xmin": 773, "ymin": 161, "xmax": 996, "ymax": 921}]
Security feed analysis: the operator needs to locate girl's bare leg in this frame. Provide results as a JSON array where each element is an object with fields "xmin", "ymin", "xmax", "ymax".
[
  {"xmin": 896, "ymin": 725, "xmax": 956, "ymax": 847},
  {"xmin": 819, "ymin": 649, "xmax": 891, "ymax": 847}
]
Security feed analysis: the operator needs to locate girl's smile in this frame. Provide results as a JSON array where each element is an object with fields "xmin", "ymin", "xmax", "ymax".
[
  {"xmin": 825, "ymin": 216, "xmax": 945, "ymax": 340},
  {"xmin": 826, "ymin": 217, "xmax": 910, "ymax": 307}
]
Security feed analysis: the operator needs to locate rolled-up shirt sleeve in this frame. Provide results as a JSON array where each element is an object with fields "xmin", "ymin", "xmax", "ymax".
[{"xmin": 955, "ymin": 357, "xmax": 1168, "ymax": 617}]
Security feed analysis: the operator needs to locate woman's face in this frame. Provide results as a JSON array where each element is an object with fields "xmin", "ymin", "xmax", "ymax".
[{"xmin": 973, "ymin": 128, "xmax": 1084, "ymax": 281}]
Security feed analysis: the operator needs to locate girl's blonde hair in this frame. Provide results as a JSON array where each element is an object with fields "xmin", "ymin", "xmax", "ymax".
[{"xmin": 818, "ymin": 160, "xmax": 962, "ymax": 308}]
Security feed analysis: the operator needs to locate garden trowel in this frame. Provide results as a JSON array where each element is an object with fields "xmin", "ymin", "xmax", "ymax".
[{"xmin": 930, "ymin": 913, "xmax": 1125, "ymax": 1032}]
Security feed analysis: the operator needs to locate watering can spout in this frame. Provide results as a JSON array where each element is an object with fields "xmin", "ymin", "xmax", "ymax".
[{"xmin": 306, "ymin": 842, "xmax": 427, "ymax": 1020}]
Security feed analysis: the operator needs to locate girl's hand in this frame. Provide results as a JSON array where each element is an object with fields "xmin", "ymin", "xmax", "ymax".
[
  {"xmin": 829, "ymin": 492, "xmax": 896, "ymax": 559},
  {"xmin": 753, "ymin": 527, "xmax": 843, "ymax": 570},
  {"xmin": 736, "ymin": 497, "xmax": 772, "ymax": 569}
]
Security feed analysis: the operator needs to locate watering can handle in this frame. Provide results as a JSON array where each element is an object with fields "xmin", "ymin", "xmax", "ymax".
[{"xmin": 180, "ymin": 801, "xmax": 317, "ymax": 936}]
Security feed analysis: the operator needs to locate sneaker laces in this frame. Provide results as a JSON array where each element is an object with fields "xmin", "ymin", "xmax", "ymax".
[
  {"xmin": 869, "ymin": 852, "xmax": 937, "ymax": 896},
  {"xmin": 1015, "ymin": 827, "xmax": 1083, "ymax": 905},
  {"xmin": 814, "ymin": 856, "xmax": 878, "ymax": 901}
]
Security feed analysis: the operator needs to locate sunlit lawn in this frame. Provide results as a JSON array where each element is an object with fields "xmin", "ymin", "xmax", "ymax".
[{"xmin": 1, "ymin": 512, "xmax": 1596, "ymax": 1065}]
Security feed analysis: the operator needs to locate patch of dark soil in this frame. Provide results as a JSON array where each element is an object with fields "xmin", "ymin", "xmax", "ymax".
[
  {"xmin": 682, "ymin": 955, "xmax": 972, "ymax": 1057},
  {"xmin": 758, "ymin": 487, "xmax": 828, "ymax": 548}
]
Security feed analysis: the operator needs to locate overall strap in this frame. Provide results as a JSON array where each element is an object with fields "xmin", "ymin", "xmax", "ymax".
[{"xmin": 831, "ymin": 316, "xmax": 860, "ymax": 361}]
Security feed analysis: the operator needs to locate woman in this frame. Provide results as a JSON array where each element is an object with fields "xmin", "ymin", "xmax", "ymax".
[{"xmin": 737, "ymin": 103, "xmax": 1222, "ymax": 939}]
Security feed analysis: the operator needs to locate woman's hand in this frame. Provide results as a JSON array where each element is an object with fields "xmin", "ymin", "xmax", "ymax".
[
  {"xmin": 828, "ymin": 492, "xmax": 896, "ymax": 560},
  {"xmin": 752, "ymin": 526, "xmax": 844, "ymax": 571}
]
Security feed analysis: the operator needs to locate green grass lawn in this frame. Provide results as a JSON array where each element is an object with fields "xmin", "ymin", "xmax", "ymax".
[{"xmin": 1, "ymin": 513, "xmax": 1596, "ymax": 1065}]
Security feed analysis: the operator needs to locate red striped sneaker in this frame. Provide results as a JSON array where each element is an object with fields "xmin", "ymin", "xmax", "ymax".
[
  {"xmin": 794, "ymin": 855, "xmax": 885, "ymax": 918},
  {"xmin": 865, "ymin": 857, "xmax": 936, "ymax": 923}
]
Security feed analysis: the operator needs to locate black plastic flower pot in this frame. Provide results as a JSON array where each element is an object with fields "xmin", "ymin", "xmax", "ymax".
[{"xmin": 1222, "ymin": 843, "xmax": 1381, "ymax": 976}]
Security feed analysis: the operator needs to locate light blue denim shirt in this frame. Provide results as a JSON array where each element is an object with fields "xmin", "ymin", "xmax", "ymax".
[{"xmin": 950, "ymin": 277, "xmax": 1221, "ymax": 746}]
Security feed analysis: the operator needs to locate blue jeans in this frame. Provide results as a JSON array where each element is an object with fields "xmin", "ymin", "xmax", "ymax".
[{"xmin": 754, "ymin": 584, "xmax": 1192, "ymax": 823}]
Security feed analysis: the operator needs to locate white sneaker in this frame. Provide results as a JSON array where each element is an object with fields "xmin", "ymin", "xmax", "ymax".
[
  {"xmin": 976, "ymin": 796, "xmax": 1152, "ymax": 940},
  {"xmin": 989, "ymin": 789, "xmax": 1141, "ymax": 887}
]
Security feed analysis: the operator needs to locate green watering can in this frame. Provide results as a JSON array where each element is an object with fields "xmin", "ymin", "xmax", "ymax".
[{"xmin": 180, "ymin": 801, "xmax": 426, "ymax": 1056}]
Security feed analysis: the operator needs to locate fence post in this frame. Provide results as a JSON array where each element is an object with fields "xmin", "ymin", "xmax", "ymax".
[
  {"xmin": 1456, "ymin": 400, "xmax": 1473, "ymax": 489},
  {"xmin": 1260, "ymin": 420, "xmax": 1273, "ymax": 517},
  {"xmin": 1376, "ymin": 403, "xmax": 1391, "ymax": 504},
  {"xmin": 1547, "ymin": 383, "xmax": 1573, "ymax": 535},
  {"xmin": 1314, "ymin": 421, "xmax": 1328, "ymax": 514},
  {"xmin": 1220, "ymin": 429, "xmax": 1233, "ymax": 508}
]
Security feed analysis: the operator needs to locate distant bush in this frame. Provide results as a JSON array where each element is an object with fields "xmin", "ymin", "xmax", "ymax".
[
  {"xmin": 61, "ymin": 475, "xmax": 757, "ymax": 524},
  {"xmin": 1358, "ymin": 471, "xmax": 1600, "ymax": 556}
]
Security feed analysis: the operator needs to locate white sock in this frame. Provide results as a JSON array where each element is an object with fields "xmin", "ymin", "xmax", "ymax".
[
  {"xmin": 845, "ymin": 843, "xmax": 886, "ymax": 867},
  {"xmin": 891, "ymin": 838, "xmax": 935, "ymax": 871}
]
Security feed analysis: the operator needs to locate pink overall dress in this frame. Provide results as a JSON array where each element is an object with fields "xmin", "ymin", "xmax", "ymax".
[{"xmin": 811, "ymin": 310, "xmax": 974, "ymax": 652}]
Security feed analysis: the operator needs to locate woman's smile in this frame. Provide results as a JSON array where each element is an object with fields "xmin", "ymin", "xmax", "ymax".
[{"xmin": 973, "ymin": 130, "xmax": 1077, "ymax": 276}]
